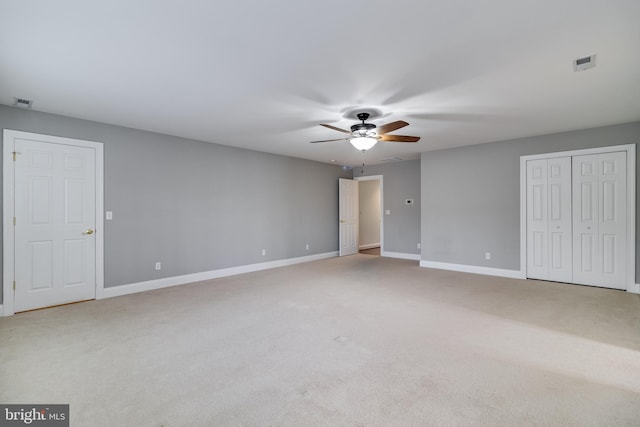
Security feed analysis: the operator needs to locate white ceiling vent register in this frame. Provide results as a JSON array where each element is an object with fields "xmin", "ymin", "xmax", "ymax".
[
  {"xmin": 13, "ymin": 97, "xmax": 33, "ymax": 108},
  {"xmin": 573, "ymin": 54, "xmax": 596, "ymax": 72}
]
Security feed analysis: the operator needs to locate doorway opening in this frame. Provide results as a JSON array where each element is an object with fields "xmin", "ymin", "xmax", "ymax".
[{"xmin": 355, "ymin": 175, "xmax": 383, "ymax": 256}]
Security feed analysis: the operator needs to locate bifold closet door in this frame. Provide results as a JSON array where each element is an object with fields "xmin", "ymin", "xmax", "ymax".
[
  {"xmin": 572, "ymin": 152, "xmax": 627, "ymax": 289},
  {"xmin": 526, "ymin": 157, "xmax": 572, "ymax": 281}
]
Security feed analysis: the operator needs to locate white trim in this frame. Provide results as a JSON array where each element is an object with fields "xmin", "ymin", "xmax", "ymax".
[
  {"xmin": 354, "ymin": 175, "xmax": 383, "ymax": 254},
  {"xmin": 0, "ymin": 304, "xmax": 3, "ymax": 317},
  {"xmin": 382, "ymin": 251, "xmax": 420, "ymax": 261},
  {"xmin": 101, "ymin": 251, "xmax": 338, "ymax": 299},
  {"xmin": 520, "ymin": 144, "xmax": 636, "ymax": 292},
  {"xmin": 359, "ymin": 243, "xmax": 380, "ymax": 250},
  {"xmin": 420, "ymin": 260, "xmax": 526, "ymax": 279},
  {"xmin": 519, "ymin": 155, "xmax": 527, "ymax": 283},
  {"xmin": 2, "ymin": 130, "xmax": 104, "ymax": 316},
  {"xmin": 3, "ymin": 134, "xmax": 15, "ymax": 316},
  {"xmin": 629, "ymin": 284, "xmax": 640, "ymax": 294}
]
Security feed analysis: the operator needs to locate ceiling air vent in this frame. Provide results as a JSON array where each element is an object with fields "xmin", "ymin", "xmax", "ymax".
[
  {"xmin": 380, "ymin": 157, "xmax": 403, "ymax": 163},
  {"xmin": 13, "ymin": 97, "xmax": 33, "ymax": 108},
  {"xmin": 573, "ymin": 54, "xmax": 596, "ymax": 72}
]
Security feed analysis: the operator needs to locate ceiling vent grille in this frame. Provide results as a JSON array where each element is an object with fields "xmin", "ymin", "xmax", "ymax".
[
  {"xmin": 13, "ymin": 97, "xmax": 33, "ymax": 108},
  {"xmin": 573, "ymin": 54, "xmax": 596, "ymax": 72}
]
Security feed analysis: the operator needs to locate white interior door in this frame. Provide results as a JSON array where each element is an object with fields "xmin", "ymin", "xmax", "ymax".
[
  {"xmin": 13, "ymin": 137, "xmax": 97, "ymax": 312},
  {"xmin": 547, "ymin": 157, "xmax": 572, "ymax": 282},
  {"xmin": 526, "ymin": 159, "xmax": 549, "ymax": 280},
  {"xmin": 526, "ymin": 158, "xmax": 572, "ymax": 281},
  {"xmin": 339, "ymin": 178, "xmax": 359, "ymax": 256},
  {"xmin": 572, "ymin": 152, "xmax": 627, "ymax": 289}
]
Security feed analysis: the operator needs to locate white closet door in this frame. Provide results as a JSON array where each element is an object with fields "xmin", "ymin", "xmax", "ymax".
[
  {"xmin": 526, "ymin": 158, "xmax": 571, "ymax": 281},
  {"xmin": 572, "ymin": 152, "xmax": 626, "ymax": 289},
  {"xmin": 526, "ymin": 159, "xmax": 549, "ymax": 280},
  {"xmin": 547, "ymin": 157, "xmax": 572, "ymax": 282}
]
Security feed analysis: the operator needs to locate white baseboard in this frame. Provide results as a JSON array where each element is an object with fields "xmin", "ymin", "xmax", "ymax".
[
  {"xmin": 359, "ymin": 243, "xmax": 380, "ymax": 250},
  {"xmin": 0, "ymin": 304, "xmax": 3, "ymax": 317},
  {"xmin": 382, "ymin": 251, "xmax": 421, "ymax": 261},
  {"xmin": 420, "ymin": 260, "xmax": 525, "ymax": 279},
  {"xmin": 629, "ymin": 283, "xmax": 640, "ymax": 294},
  {"xmin": 102, "ymin": 251, "xmax": 338, "ymax": 299}
]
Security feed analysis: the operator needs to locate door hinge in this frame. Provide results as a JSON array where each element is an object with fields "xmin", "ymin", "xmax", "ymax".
[
  {"xmin": 12, "ymin": 151, "xmax": 21, "ymax": 161},
  {"xmin": 13, "ymin": 281, "xmax": 16, "ymax": 290},
  {"xmin": 13, "ymin": 217, "xmax": 16, "ymax": 226}
]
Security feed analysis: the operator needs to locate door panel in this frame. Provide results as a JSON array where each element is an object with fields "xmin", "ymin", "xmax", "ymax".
[
  {"xmin": 526, "ymin": 157, "xmax": 571, "ymax": 282},
  {"xmin": 597, "ymin": 152, "xmax": 626, "ymax": 288},
  {"xmin": 573, "ymin": 155, "xmax": 599, "ymax": 284},
  {"xmin": 546, "ymin": 157, "xmax": 572, "ymax": 282},
  {"xmin": 526, "ymin": 160, "xmax": 548, "ymax": 279},
  {"xmin": 30, "ymin": 241, "xmax": 54, "ymax": 289},
  {"xmin": 572, "ymin": 152, "xmax": 626, "ymax": 289}
]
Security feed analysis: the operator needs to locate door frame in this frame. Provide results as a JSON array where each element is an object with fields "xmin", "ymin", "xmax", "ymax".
[
  {"xmin": 519, "ymin": 144, "xmax": 636, "ymax": 292},
  {"xmin": 3, "ymin": 130, "xmax": 105, "ymax": 316},
  {"xmin": 354, "ymin": 175, "xmax": 384, "ymax": 254}
]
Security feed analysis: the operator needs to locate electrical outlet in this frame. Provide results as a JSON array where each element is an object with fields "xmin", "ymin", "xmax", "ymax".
[
  {"xmin": 305, "ymin": 244, "xmax": 309, "ymax": 250},
  {"xmin": 385, "ymin": 210, "xmax": 391, "ymax": 215},
  {"xmin": 261, "ymin": 249, "xmax": 266, "ymax": 256},
  {"xmin": 155, "ymin": 262, "xmax": 161, "ymax": 270},
  {"xmin": 417, "ymin": 243, "xmax": 421, "ymax": 249},
  {"xmin": 485, "ymin": 252, "xmax": 491, "ymax": 260}
]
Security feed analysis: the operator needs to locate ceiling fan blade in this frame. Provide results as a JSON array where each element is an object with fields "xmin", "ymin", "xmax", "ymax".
[
  {"xmin": 320, "ymin": 123, "xmax": 351, "ymax": 134},
  {"xmin": 379, "ymin": 134, "xmax": 420, "ymax": 143},
  {"xmin": 377, "ymin": 120, "xmax": 409, "ymax": 135},
  {"xmin": 310, "ymin": 138, "xmax": 348, "ymax": 143}
]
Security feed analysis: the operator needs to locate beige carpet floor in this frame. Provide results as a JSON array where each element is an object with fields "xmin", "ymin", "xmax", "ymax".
[
  {"xmin": 1, "ymin": 255, "xmax": 640, "ymax": 426},
  {"xmin": 359, "ymin": 248, "xmax": 381, "ymax": 256}
]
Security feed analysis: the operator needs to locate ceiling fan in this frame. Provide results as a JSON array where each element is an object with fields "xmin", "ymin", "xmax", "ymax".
[{"xmin": 310, "ymin": 112, "xmax": 420, "ymax": 151}]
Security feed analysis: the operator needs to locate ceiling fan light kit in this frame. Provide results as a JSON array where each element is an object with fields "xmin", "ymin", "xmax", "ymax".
[
  {"xmin": 349, "ymin": 136, "xmax": 378, "ymax": 151},
  {"xmin": 311, "ymin": 111, "xmax": 420, "ymax": 152}
]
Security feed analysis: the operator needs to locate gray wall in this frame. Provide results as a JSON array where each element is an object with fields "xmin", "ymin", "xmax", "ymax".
[
  {"xmin": 421, "ymin": 122, "xmax": 640, "ymax": 277},
  {"xmin": 358, "ymin": 179, "xmax": 381, "ymax": 248},
  {"xmin": 358, "ymin": 160, "xmax": 421, "ymax": 255},
  {"xmin": 0, "ymin": 105, "xmax": 351, "ymax": 304}
]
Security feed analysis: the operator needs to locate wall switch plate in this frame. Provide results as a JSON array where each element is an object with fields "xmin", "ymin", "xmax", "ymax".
[
  {"xmin": 305, "ymin": 244, "xmax": 309, "ymax": 250},
  {"xmin": 106, "ymin": 211, "xmax": 113, "ymax": 220},
  {"xmin": 155, "ymin": 262, "xmax": 161, "ymax": 270},
  {"xmin": 385, "ymin": 210, "xmax": 391, "ymax": 215},
  {"xmin": 261, "ymin": 249, "xmax": 266, "ymax": 256},
  {"xmin": 485, "ymin": 252, "xmax": 491, "ymax": 260}
]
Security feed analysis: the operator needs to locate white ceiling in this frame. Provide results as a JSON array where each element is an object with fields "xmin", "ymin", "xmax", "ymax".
[{"xmin": 2, "ymin": 0, "xmax": 639, "ymax": 166}]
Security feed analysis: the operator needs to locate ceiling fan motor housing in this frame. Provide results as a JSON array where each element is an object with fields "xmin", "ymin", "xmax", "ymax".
[
  {"xmin": 351, "ymin": 112, "xmax": 377, "ymax": 137},
  {"xmin": 351, "ymin": 122, "xmax": 376, "ymax": 135}
]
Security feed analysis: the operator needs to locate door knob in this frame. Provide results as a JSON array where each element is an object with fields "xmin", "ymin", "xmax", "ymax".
[{"xmin": 82, "ymin": 229, "xmax": 95, "ymax": 235}]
